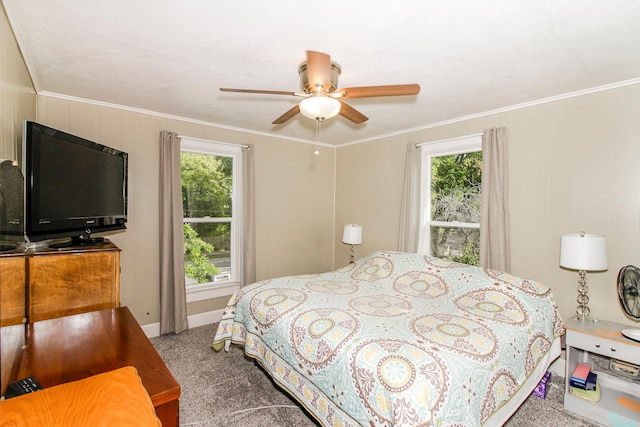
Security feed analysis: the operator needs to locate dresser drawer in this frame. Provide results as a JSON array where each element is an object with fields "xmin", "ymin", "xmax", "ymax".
[{"xmin": 566, "ymin": 331, "xmax": 640, "ymax": 364}]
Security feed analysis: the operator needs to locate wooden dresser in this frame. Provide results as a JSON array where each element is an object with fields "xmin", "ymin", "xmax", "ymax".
[
  {"xmin": 26, "ymin": 241, "xmax": 121, "ymax": 321},
  {"xmin": 0, "ymin": 250, "xmax": 26, "ymax": 327},
  {"xmin": 1, "ymin": 241, "xmax": 121, "ymax": 394},
  {"xmin": 1, "ymin": 243, "xmax": 180, "ymax": 426},
  {"xmin": 1, "ymin": 250, "xmax": 26, "ymax": 397}
]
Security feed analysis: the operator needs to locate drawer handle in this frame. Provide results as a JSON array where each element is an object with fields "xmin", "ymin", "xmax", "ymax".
[
  {"xmin": 595, "ymin": 344, "xmax": 600, "ymax": 348},
  {"xmin": 611, "ymin": 347, "xmax": 616, "ymax": 352}
]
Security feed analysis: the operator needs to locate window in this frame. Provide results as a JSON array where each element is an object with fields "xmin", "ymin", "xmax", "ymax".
[
  {"xmin": 180, "ymin": 138, "xmax": 243, "ymax": 302},
  {"xmin": 418, "ymin": 135, "xmax": 482, "ymax": 265}
]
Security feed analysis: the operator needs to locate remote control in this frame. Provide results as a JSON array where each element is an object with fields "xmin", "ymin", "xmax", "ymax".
[{"xmin": 4, "ymin": 377, "xmax": 43, "ymax": 399}]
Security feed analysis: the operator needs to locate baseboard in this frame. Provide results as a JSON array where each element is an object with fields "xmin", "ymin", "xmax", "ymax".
[{"xmin": 141, "ymin": 308, "xmax": 225, "ymax": 338}]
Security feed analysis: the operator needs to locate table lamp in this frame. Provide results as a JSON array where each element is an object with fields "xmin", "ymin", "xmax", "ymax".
[
  {"xmin": 342, "ymin": 224, "xmax": 362, "ymax": 264},
  {"xmin": 560, "ymin": 232, "xmax": 607, "ymax": 322}
]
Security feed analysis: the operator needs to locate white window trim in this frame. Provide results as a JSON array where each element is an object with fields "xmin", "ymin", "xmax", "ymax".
[
  {"xmin": 180, "ymin": 137, "xmax": 243, "ymax": 303},
  {"xmin": 418, "ymin": 134, "xmax": 482, "ymax": 256},
  {"xmin": 186, "ymin": 281, "xmax": 241, "ymax": 303}
]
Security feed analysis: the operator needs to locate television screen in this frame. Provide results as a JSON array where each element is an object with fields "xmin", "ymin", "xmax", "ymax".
[{"xmin": 23, "ymin": 121, "xmax": 128, "ymax": 246}]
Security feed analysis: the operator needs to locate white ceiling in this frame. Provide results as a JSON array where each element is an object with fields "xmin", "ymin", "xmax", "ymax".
[{"xmin": 4, "ymin": 0, "xmax": 640, "ymax": 145}]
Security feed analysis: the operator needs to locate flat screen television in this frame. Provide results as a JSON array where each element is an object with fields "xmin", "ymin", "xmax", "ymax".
[{"xmin": 23, "ymin": 121, "xmax": 128, "ymax": 248}]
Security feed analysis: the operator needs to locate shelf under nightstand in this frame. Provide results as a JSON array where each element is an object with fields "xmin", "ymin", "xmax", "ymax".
[{"xmin": 564, "ymin": 318, "xmax": 640, "ymax": 426}]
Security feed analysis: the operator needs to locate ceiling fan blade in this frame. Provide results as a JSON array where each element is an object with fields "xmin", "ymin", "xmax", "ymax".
[
  {"xmin": 305, "ymin": 51, "xmax": 332, "ymax": 92},
  {"xmin": 272, "ymin": 104, "xmax": 301, "ymax": 124},
  {"xmin": 334, "ymin": 84, "xmax": 420, "ymax": 99},
  {"xmin": 220, "ymin": 87, "xmax": 297, "ymax": 96},
  {"xmin": 338, "ymin": 100, "xmax": 368, "ymax": 124}
]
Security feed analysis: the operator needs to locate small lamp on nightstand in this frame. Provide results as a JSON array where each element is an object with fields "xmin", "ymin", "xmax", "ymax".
[
  {"xmin": 560, "ymin": 232, "xmax": 608, "ymax": 323},
  {"xmin": 342, "ymin": 224, "xmax": 362, "ymax": 264}
]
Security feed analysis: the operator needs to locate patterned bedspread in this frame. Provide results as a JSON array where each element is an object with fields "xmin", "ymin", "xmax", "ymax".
[{"xmin": 212, "ymin": 251, "xmax": 564, "ymax": 426}]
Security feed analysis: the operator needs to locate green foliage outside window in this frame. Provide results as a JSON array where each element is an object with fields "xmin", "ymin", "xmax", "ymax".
[
  {"xmin": 450, "ymin": 240, "xmax": 480, "ymax": 266},
  {"xmin": 181, "ymin": 152, "xmax": 232, "ymax": 218},
  {"xmin": 184, "ymin": 223, "xmax": 220, "ymax": 283},
  {"xmin": 181, "ymin": 151, "xmax": 231, "ymax": 283},
  {"xmin": 431, "ymin": 151, "xmax": 482, "ymax": 265}
]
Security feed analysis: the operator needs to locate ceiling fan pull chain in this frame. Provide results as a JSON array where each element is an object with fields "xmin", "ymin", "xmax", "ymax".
[{"xmin": 314, "ymin": 118, "xmax": 322, "ymax": 155}]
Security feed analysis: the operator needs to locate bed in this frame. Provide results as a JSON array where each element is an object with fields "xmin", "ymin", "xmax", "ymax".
[{"xmin": 212, "ymin": 251, "xmax": 564, "ymax": 426}]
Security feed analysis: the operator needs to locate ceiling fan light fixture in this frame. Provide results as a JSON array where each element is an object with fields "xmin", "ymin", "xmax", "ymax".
[
  {"xmin": 299, "ymin": 96, "xmax": 341, "ymax": 121},
  {"xmin": 222, "ymin": 51, "xmax": 419, "ymax": 125}
]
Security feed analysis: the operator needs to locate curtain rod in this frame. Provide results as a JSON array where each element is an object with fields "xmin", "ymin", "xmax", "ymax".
[
  {"xmin": 415, "ymin": 132, "xmax": 483, "ymax": 148},
  {"xmin": 178, "ymin": 135, "xmax": 249, "ymax": 149}
]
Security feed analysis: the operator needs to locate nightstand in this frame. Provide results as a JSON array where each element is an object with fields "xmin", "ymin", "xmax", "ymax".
[{"xmin": 564, "ymin": 318, "xmax": 640, "ymax": 426}]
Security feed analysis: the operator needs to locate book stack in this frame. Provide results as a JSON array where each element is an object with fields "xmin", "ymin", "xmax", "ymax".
[{"xmin": 569, "ymin": 363, "xmax": 600, "ymax": 402}]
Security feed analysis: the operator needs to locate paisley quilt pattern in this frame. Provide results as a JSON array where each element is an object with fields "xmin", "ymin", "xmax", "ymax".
[{"xmin": 212, "ymin": 251, "xmax": 564, "ymax": 426}]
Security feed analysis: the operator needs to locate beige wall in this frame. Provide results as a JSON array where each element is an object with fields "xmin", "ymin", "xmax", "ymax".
[
  {"xmin": 0, "ymin": 5, "xmax": 36, "ymax": 161},
  {"xmin": 336, "ymin": 83, "xmax": 640, "ymax": 326},
  {"xmin": 36, "ymin": 96, "xmax": 336, "ymax": 325}
]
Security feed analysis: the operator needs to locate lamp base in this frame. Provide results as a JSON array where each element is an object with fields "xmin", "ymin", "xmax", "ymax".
[
  {"xmin": 574, "ymin": 269, "xmax": 594, "ymax": 323},
  {"xmin": 572, "ymin": 314, "xmax": 598, "ymax": 323}
]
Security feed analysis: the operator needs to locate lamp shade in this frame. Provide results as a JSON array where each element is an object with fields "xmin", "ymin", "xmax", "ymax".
[
  {"xmin": 299, "ymin": 96, "xmax": 341, "ymax": 120},
  {"xmin": 342, "ymin": 224, "xmax": 362, "ymax": 245},
  {"xmin": 560, "ymin": 233, "xmax": 607, "ymax": 271}
]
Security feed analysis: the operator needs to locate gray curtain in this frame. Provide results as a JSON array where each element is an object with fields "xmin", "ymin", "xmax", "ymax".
[
  {"xmin": 159, "ymin": 130, "xmax": 188, "ymax": 335},
  {"xmin": 480, "ymin": 127, "xmax": 511, "ymax": 272},
  {"xmin": 242, "ymin": 145, "xmax": 256, "ymax": 285},
  {"xmin": 398, "ymin": 142, "xmax": 421, "ymax": 252}
]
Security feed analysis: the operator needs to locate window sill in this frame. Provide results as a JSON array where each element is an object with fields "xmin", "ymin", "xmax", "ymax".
[{"xmin": 186, "ymin": 281, "xmax": 241, "ymax": 303}]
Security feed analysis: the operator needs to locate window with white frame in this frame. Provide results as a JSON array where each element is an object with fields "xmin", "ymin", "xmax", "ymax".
[
  {"xmin": 180, "ymin": 137, "xmax": 243, "ymax": 302},
  {"xmin": 418, "ymin": 135, "xmax": 482, "ymax": 265}
]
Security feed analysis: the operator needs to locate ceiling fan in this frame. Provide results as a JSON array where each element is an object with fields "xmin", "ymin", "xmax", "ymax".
[{"xmin": 220, "ymin": 50, "xmax": 420, "ymax": 125}]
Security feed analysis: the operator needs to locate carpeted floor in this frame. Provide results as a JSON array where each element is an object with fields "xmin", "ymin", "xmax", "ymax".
[{"xmin": 151, "ymin": 323, "xmax": 604, "ymax": 427}]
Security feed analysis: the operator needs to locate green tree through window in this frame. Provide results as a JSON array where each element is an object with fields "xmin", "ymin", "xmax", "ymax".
[
  {"xmin": 420, "ymin": 135, "xmax": 482, "ymax": 266},
  {"xmin": 430, "ymin": 151, "xmax": 482, "ymax": 265},
  {"xmin": 181, "ymin": 151, "xmax": 233, "ymax": 284}
]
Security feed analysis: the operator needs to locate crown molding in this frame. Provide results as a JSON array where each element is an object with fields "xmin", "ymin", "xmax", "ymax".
[
  {"xmin": 37, "ymin": 91, "xmax": 335, "ymax": 148},
  {"xmin": 336, "ymin": 77, "xmax": 640, "ymax": 148},
  {"xmin": 39, "ymin": 76, "xmax": 640, "ymax": 149}
]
